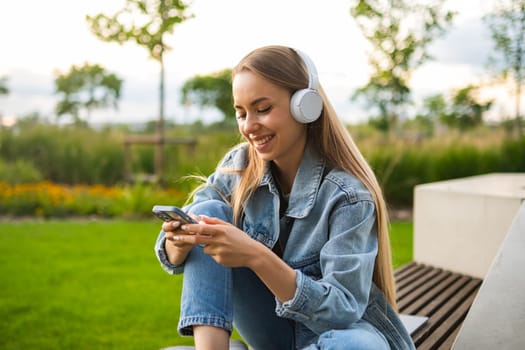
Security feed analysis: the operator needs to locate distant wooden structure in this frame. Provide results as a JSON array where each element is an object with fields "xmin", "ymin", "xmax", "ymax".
[{"xmin": 123, "ymin": 134, "xmax": 197, "ymax": 185}]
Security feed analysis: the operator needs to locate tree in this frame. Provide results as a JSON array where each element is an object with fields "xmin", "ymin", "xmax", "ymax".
[
  {"xmin": 421, "ymin": 94, "xmax": 448, "ymax": 123},
  {"xmin": 440, "ymin": 85, "xmax": 493, "ymax": 131},
  {"xmin": 54, "ymin": 63, "xmax": 122, "ymax": 125},
  {"xmin": 350, "ymin": 0, "xmax": 455, "ymax": 132},
  {"xmin": 0, "ymin": 76, "xmax": 8, "ymax": 120},
  {"xmin": 413, "ymin": 94, "xmax": 448, "ymax": 136},
  {"xmin": 484, "ymin": 0, "xmax": 525, "ymax": 136},
  {"xmin": 0, "ymin": 76, "xmax": 8, "ymax": 95},
  {"xmin": 181, "ymin": 69, "xmax": 233, "ymax": 122},
  {"xmin": 87, "ymin": 0, "xmax": 193, "ymax": 181}
]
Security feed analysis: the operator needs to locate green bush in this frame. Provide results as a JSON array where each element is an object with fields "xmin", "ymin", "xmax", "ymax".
[
  {"xmin": 432, "ymin": 144, "xmax": 485, "ymax": 180},
  {"xmin": 367, "ymin": 147, "xmax": 434, "ymax": 207},
  {"xmin": 0, "ymin": 159, "xmax": 43, "ymax": 184},
  {"xmin": 363, "ymin": 135, "xmax": 525, "ymax": 207},
  {"xmin": 1, "ymin": 122, "xmax": 524, "ymax": 210},
  {"xmin": 0, "ymin": 125, "xmax": 125, "ymax": 185},
  {"xmin": 498, "ymin": 137, "xmax": 525, "ymax": 171}
]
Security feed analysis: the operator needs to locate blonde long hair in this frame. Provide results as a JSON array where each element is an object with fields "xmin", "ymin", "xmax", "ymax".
[{"xmin": 224, "ymin": 45, "xmax": 396, "ymax": 307}]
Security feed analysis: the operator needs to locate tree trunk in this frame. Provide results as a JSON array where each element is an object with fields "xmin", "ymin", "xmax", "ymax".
[
  {"xmin": 156, "ymin": 52, "xmax": 166, "ymax": 185},
  {"xmin": 516, "ymin": 79, "xmax": 523, "ymax": 137}
]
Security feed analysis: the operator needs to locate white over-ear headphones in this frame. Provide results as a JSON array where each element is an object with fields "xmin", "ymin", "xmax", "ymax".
[{"xmin": 290, "ymin": 49, "xmax": 323, "ymax": 124}]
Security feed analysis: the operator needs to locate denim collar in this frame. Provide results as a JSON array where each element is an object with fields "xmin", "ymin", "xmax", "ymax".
[{"xmin": 261, "ymin": 140, "xmax": 326, "ymax": 219}]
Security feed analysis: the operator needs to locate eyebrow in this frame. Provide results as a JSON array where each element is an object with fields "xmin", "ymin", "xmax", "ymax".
[{"xmin": 234, "ymin": 96, "xmax": 270, "ymax": 109}]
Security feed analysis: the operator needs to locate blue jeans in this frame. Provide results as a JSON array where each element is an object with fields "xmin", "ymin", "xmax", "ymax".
[{"xmin": 178, "ymin": 200, "xmax": 406, "ymax": 349}]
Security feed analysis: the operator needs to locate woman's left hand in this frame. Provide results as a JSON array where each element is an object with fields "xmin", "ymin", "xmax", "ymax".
[{"xmin": 176, "ymin": 216, "xmax": 261, "ymax": 268}]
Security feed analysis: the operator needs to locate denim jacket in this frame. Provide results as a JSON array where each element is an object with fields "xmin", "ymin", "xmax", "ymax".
[{"xmin": 155, "ymin": 141, "xmax": 414, "ymax": 349}]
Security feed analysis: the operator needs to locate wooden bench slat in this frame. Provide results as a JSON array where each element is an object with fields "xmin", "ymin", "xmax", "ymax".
[
  {"xmin": 395, "ymin": 262, "xmax": 431, "ymax": 285},
  {"xmin": 397, "ymin": 270, "xmax": 454, "ymax": 312},
  {"xmin": 417, "ymin": 286, "xmax": 480, "ymax": 349},
  {"xmin": 410, "ymin": 277, "xmax": 474, "ymax": 345},
  {"xmin": 438, "ymin": 325, "xmax": 462, "ymax": 350},
  {"xmin": 394, "ymin": 262, "xmax": 483, "ymax": 350},
  {"xmin": 397, "ymin": 267, "xmax": 449, "ymax": 300},
  {"xmin": 396, "ymin": 265, "xmax": 441, "ymax": 292},
  {"xmin": 394, "ymin": 261, "xmax": 421, "ymax": 278},
  {"xmin": 400, "ymin": 273, "xmax": 461, "ymax": 315},
  {"xmin": 411, "ymin": 279, "xmax": 482, "ymax": 346},
  {"xmin": 396, "ymin": 265, "xmax": 441, "ymax": 295},
  {"xmin": 415, "ymin": 275, "xmax": 472, "ymax": 317}
]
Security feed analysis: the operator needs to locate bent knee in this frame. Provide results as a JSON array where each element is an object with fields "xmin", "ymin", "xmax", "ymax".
[
  {"xmin": 316, "ymin": 322, "xmax": 389, "ymax": 350},
  {"xmin": 189, "ymin": 199, "xmax": 233, "ymax": 222}
]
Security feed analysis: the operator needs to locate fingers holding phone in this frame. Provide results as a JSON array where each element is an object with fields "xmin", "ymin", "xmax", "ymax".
[
  {"xmin": 162, "ymin": 219, "xmax": 188, "ymax": 235},
  {"xmin": 153, "ymin": 205, "xmax": 199, "ymax": 252},
  {"xmin": 162, "ymin": 221, "xmax": 189, "ymax": 246}
]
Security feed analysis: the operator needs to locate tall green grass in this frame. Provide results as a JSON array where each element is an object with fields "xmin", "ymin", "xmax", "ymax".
[
  {"xmin": 3, "ymin": 123, "xmax": 524, "ymax": 208},
  {"xmin": 0, "ymin": 220, "xmax": 412, "ymax": 349}
]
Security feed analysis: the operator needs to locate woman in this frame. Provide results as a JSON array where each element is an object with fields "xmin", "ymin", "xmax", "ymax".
[{"xmin": 155, "ymin": 45, "xmax": 415, "ymax": 350}]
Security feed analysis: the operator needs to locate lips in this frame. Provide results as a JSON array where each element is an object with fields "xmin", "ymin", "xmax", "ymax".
[{"xmin": 251, "ymin": 135, "xmax": 274, "ymax": 146}]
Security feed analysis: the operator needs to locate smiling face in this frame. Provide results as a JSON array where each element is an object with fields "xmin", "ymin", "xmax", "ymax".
[{"xmin": 233, "ymin": 70, "xmax": 308, "ymax": 173}]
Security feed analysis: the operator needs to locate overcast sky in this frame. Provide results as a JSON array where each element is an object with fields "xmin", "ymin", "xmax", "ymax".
[{"xmin": 0, "ymin": 0, "xmax": 514, "ymax": 125}]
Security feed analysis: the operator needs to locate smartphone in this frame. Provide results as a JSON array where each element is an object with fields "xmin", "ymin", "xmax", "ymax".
[{"xmin": 152, "ymin": 205, "xmax": 197, "ymax": 224}]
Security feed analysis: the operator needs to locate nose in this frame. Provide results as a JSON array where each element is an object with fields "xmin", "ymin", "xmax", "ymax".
[{"xmin": 241, "ymin": 113, "xmax": 260, "ymax": 135}]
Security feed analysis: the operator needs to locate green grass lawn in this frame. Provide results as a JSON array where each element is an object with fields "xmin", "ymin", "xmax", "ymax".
[
  {"xmin": 389, "ymin": 220, "xmax": 413, "ymax": 268},
  {"xmin": 0, "ymin": 220, "xmax": 412, "ymax": 349}
]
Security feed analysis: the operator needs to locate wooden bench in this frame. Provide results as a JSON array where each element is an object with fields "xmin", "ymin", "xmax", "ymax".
[{"xmin": 394, "ymin": 262, "xmax": 483, "ymax": 349}]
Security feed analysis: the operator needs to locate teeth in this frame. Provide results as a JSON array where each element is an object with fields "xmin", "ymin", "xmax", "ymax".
[{"xmin": 253, "ymin": 135, "xmax": 273, "ymax": 145}]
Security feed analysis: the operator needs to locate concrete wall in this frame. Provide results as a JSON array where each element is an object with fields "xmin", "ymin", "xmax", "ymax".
[
  {"xmin": 452, "ymin": 201, "xmax": 525, "ymax": 349},
  {"xmin": 413, "ymin": 173, "xmax": 525, "ymax": 279}
]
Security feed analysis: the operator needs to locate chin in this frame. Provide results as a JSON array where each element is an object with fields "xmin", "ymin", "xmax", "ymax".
[
  {"xmin": 255, "ymin": 153, "xmax": 274, "ymax": 162},
  {"xmin": 251, "ymin": 148, "xmax": 274, "ymax": 161}
]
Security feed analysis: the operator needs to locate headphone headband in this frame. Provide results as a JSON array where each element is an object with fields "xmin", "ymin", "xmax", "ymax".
[
  {"xmin": 294, "ymin": 49, "xmax": 319, "ymax": 91},
  {"xmin": 289, "ymin": 48, "xmax": 323, "ymax": 123}
]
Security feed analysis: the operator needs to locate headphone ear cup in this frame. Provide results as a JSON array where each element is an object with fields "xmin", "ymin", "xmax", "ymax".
[{"xmin": 290, "ymin": 88, "xmax": 323, "ymax": 123}]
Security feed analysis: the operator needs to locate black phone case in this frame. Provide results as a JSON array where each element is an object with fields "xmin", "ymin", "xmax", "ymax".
[{"xmin": 152, "ymin": 205, "xmax": 196, "ymax": 224}]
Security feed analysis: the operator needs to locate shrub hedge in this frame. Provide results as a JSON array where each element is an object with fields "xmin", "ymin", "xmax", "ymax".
[
  {"xmin": 0, "ymin": 182, "xmax": 187, "ymax": 219},
  {"xmin": 0, "ymin": 123, "xmax": 523, "ymax": 215}
]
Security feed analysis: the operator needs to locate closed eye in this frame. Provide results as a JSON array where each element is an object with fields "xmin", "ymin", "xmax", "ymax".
[
  {"xmin": 256, "ymin": 106, "xmax": 272, "ymax": 114},
  {"xmin": 235, "ymin": 105, "xmax": 271, "ymax": 120}
]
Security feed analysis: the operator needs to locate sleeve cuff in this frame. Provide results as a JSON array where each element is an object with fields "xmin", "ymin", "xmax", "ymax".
[
  {"xmin": 274, "ymin": 270, "xmax": 323, "ymax": 322},
  {"xmin": 154, "ymin": 231, "xmax": 185, "ymax": 275}
]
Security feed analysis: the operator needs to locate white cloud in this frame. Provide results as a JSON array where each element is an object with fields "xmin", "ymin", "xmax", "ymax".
[{"xmin": 411, "ymin": 62, "xmax": 486, "ymax": 97}]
